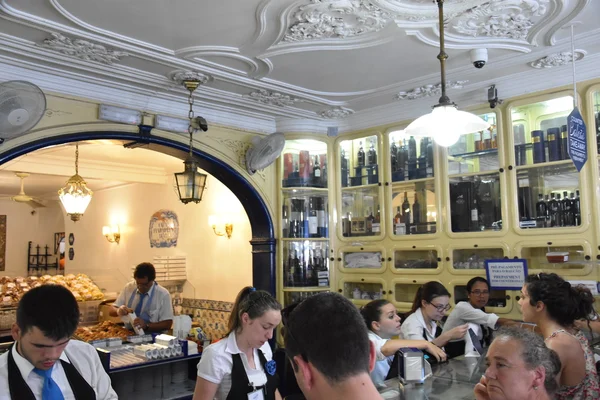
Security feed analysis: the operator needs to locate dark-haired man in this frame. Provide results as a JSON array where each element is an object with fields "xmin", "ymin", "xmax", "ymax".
[
  {"xmin": 110, "ymin": 262, "xmax": 174, "ymax": 332},
  {"xmin": 284, "ymin": 292, "xmax": 383, "ymax": 400},
  {"xmin": 0, "ymin": 284, "xmax": 117, "ymax": 399}
]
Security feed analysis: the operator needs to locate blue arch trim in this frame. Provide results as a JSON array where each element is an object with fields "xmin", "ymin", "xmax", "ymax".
[{"xmin": 0, "ymin": 131, "xmax": 276, "ymax": 294}]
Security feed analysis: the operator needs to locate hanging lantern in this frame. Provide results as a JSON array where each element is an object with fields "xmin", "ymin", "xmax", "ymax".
[{"xmin": 58, "ymin": 143, "xmax": 93, "ymax": 222}]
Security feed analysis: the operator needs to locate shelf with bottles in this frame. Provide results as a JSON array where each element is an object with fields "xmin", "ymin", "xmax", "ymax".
[
  {"xmin": 337, "ymin": 246, "xmax": 386, "ymax": 274},
  {"xmin": 448, "ymin": 112, "xmax": 500, "ymax": 175},
  {"xmin": 282, "ymin": 193, "xmax": 329, "ymax": 239},
  {"xmin": 339, "ymin": 135, "xmax": 380, "ymax": 188},
  {"xmin": 391, "ymin": 247, "xmax": 441, "ymax": 274},
  {"xmin": 449, "ymin": 246, "xmax": 508, "ymax": 274},
  {"xmin": 340, "ymin": 187, "xmax": 383, "ymax": 238},
  {"xmin": 338, "ymin": 278, "xmax": 386, "ymax": 306},
  {"xmin": 388, "ymin": 131, "xmax": 434, "ymax": 182},
  {"xmin": 450, "ymin": 282, "xmax": 512, "ymax": 314},
  {"xmin": 391, "ymin": 181, "xmax": 437, "ymax": 236},
  {"xmin": 283, "ymin": 241, "xmax": 330, "ymax": 289},
  {"xmin": 516, "ymin": 242, "xmax": 593, "ymax": 275},
  {"xmin": 449, "ymin": 173, "xmax": 502, "ymax": 233},
  {"xmin": 281, "ymin": 139, "xmax": 329, "ymax": 188},
  {"xmin": 390, "ymin": 278, "xmax": 441, "ymax": 309},
  {"xmin": 515, "ymin": 164, "xmax": 581, "ymax": 230},
  {"xmin": 511, "ymin": 95, "xmax": 574, "ymax": 167},
  {"xmin": 282, "ymin": 290, "xmax": 330, "ymax": 307},
  {"xmin": 593, "ymin": 90, "xmax": 600, "ymax": 155}
]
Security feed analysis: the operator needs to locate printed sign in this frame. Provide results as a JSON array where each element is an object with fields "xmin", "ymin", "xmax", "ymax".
[
  {"xmin": 485, "ymin": 259, "xmax": 528, "ymax": 290},
  {"xmin": 567, "ymin": 107, "xmax": 587, "ymax": 172},
  {"xmin": 149, "ymin": 209, "xmax": 179, "ymax": 248}
]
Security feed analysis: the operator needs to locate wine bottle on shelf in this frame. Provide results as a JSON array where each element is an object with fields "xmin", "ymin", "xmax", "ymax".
[
  {"xmin": 372, "ymin": 205, "xmax": 381, "ymax": 234},
  {"xmin": 318, "ymin": 248, "xmax": 329, "ymax": 286},
  {"xmin": 426, "ymin": 138, "xmax": 434, "ymax": 177},
  {"xmin": 308, "ymin": 197, "xmax": 319, "ymax": 238},
  {"xmin": 394, "ymin": 206, "xmax": 404, "ymax": 235},
  {"xmin": 368, "ymin": 140, "xmax": 377, "ymax": 166},
  {"xmin": 288, "ymin": 248, "xmax": 296, "ymax": 287},
  {"xmin": 548, "ymin": 193, "xmax": 559, "ymax": 227},
  {"xmin": 390, "ymin": 140, "xmax": 398, "ymax": 172},
  {"xmin": 470, "ymin": 196, "xmax": 479, "ymax": 231},
  {"xmin": 412, "ymin": 192, "xmax": 421, "ymax": 233},
  {"xmin": 295, "ymin": 248, "xmax": 305, "ymax": 286},
  {"xmin": 544, "ymin": 194, "xmax": 551, "ymax": 227},
  {"xmin": 561, "ymin": 191, "xmax": 572, "ymax": 226},
  {"xmin": 306, "ymin": 250, "xmax": 315, "ymax": 287},
  {"xmin": 417, "ymin": 138, "xmax": 427, "ymax": 179},
  {"xmin": 402, "ymin": 192, "xmax": 411, "ymax": 234},
  {"xmin": 535, "ymin": 194, "xmax": 547, "ymax": 228},
  {"xmin": 312, "ymin": 155, "xmax": 321, "ymax": 186},
  {"xmin": 289, "ymin": 199, "xmax": 304, "ymax": 238},
  {"xmin": 282, "ymin": 205, "xmax": 289, "ymax": 238},
  {"xmin": 556, "ymin": 193, "xmax": 564, "ymax": 227},
  {"xmin": 357, "ymin": 141, "xmax": 366, "ymax": 167},
  {"xmin": 408, "ymin": 136, "xmax": 417, "ymax": 161},
  {"xmin": 574, "ymin": 190, "xmax": 581, "ymax": 226},
  {"xmin": 316, "ymin": 197, "xmax": 327, "ymax": 238},
  {"xmin": 560, "ymin": 125, "xmax": 569, "ymax": 160},
  {"xmin": 547, "ymin": 127, "xmax": 560, "ymax": 162}
]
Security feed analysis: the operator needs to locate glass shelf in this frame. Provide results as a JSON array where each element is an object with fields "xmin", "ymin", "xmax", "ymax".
[
  {"xmin": 282, "ymin": 193, "xmax": 329, "ymax": 239},
  {"xmin": 391, "ymin": 180, "xmax": 437, "ymax": 236},
  {"xmin": 449, "ymin": 173, "xmax": 501, "ymax": 233},
  {"xmin": 391, "ymin": 177, "xmax": 434, "ymax": 188},
  {"xmin": 389, "ymin": 131, "xmax": 434, "ymax": 182},
  {"xmin": 520, "ymin": 244, "xmax": 588, "ymax": 271},
  {"xmin": 282, "ymin": 239, "xmax": 330, "ymax": 288},
  {"xmin": 340, "ymin": 183, "xmax": 380, "ymax": 191},
  {"xmin": 340, "ymin": 135, "xmax": 380, "ymax": 188}
]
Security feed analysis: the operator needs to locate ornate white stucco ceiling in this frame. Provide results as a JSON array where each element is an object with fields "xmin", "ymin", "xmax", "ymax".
[{"xmin": 0, "ymin": 0, "xmax": 598, "ymax": 134}]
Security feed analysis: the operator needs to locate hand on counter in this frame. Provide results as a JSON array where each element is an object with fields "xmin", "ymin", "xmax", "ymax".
[
  {"xmin": 426, "ymin": 342, "xmax": 447, "ymax": 362},
  {"xmin": 474, "ymin": 375, "xmax": 491, "ymax": 400}
]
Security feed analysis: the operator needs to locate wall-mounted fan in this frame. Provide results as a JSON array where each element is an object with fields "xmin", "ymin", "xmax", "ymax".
[
  {"xmin": 0, "ymin": 172, "xmax": 47, "ymax": 208},
  {"xmin": 0, "ymin": 81, "xmax": 47, "ymax": 143},
  {"xmin": 245, "ymin": 132, "xmax": 285, "ymax": 175}
]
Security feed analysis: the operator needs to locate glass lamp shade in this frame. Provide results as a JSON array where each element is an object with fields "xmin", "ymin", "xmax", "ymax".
[
  {"xmin": 174, "ymin": 156, "xmax": 207, "ymax": 204},
  {"xmin": 405, "ymin": 104, "xmax": 490, "ymax": 147},
  {"xmin": 58, "ymin": 174, "xmax": 93, "ymax": 222}
]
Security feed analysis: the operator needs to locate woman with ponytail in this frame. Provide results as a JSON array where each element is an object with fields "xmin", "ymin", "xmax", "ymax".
[
  {"xmin": 400, "ymin": 281, "xmax": 468, "ymax": 348},
  {"xmin": 519, "ymin": 273, "xmax": 599, "ymax": 399},
  {"xmin": 194, "ymin": 287, "xmax": 282, "ymax": 400}
]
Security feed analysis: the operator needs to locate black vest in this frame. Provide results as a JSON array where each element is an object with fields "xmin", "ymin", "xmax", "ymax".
[{"xmin": 226, "ymin": 349, "xmax": 278, "ymax": 400}]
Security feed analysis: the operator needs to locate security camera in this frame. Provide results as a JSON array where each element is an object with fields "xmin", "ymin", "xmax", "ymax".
[
  {"xmin": 470, "ymin": 48, "xmax": 488, "ymax": 69},
  {"xmin": 192, "ymin": 116, "xmax": 208, "ymax": 132},
  {"xmin": 488, "ymin": 85, "xmax": 503, "ymax": 109}
]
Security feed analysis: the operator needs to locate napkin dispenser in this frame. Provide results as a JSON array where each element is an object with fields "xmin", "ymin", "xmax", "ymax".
[{"xmin": 395, "ymin": 348, "xmax": 425, "ymax": 383}]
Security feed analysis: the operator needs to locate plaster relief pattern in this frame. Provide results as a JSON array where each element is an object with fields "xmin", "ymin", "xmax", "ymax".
[
  {"xmin": 44, "ymin": 109, "xmax": 73, "ymax": 118},
  {"xmin": 451, "ymin": 0, "xmax": 550, "ymax": 40},
  {"xmin": 209, "ymin": 136, "xmax": 267, "ymax": 181},
  {"xmin": 395, "ymin": 80, "xmax": 469, "ymax": 100},
  {"xmin": 41, "ymin": 33, "xmax": 129, "ymax": 64},
  {"xmin": 168, "ymin": 70, "xmax": 211, "ymax": 85},
  {"xmin": 318, "ymin": 106, "xmax": 355, "ymax": 119},
  {"xmin": 283, "ymin": 0, "xmax": 395, "ymax": 42},
  {"xmin": 529, "ymin": 50, "xmax": 585, "ymax": 69},
  {"xmin": 244, "ymin": 89, "xmax": 303, "ymax": 107}
]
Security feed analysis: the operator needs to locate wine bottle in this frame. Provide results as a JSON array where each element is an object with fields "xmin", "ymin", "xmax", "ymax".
[
  {"xmin": 289, "ymin": 199, "xmax": 304, "ymax": 238},
  {"xmin": 402, "ymin": 192, "xmax": 411, "ymax": 234},
  {"xmin": 308, "ymin": 197, "xmax": 318, "ymax": 238},
  {"xmin": 561, "ymin": 191, "xmax": 572, "ymax": 226},
  {"xmin": 372, "ymin": 205, "xmax": 381, "ymax": 234},
  {"xmin": 394, "ymin": 206, "xmax": 404, "ymax": 235},
  {"xmin": 312, "ymin": 155, "xmax": 321, "ymax": 186},
  {"xmin": 548, "ymin": 193, "xmax": 559, "ymax": 227},
  {"xmin": 295, "ymin": 249, "xmax": 304, "ymax": 286},
  {"xmin": 574, "ymin": 190, "xmax": 581, "ymax": 226},
  {"xmin": 288, "ymin": 248, "xmax": 296, "ymax": 287},
  {"xmin": 282, "ymin": 205, "xmax": 289, "ymax": 238},
  {"xmin": 412, "ymin": 192, "xmax": 421, "ymax": 233},
  {"xmin": 317, "ymin": 197, "xmax": 327, "ymax": 237},
  {"xmin": 417, "ymin": 138, "xmax": 427, "ymax": 178},
  {"xmin": 390, "ymin": 140, "xmax": 398, "ymax": 172},
  {"xmin": 426, "ymin": 138, "xmax": 434, "ymax": 177},
  {"xmin": 398, "ymin": 140, "xmax": 408, "ymax": 172},
  {"xmin": 560, "ymin": 125, "xmax": 569, "ymax": 160},
  {"xmin": 357, "ymin": 141, "xmax": 365, "ymax": 167},
  {"xmin": 368, "ymin": 140, "xmax": 377, "ymax": 166},
  {"xmin": 544, "ymin": 194, "xmax": 551, "ymax": 227},
  {"xmin": 556, "ymin": 193, "xmax": 564, "ymax": 227},
  {"xmin": 535, "ymin": 194, "xmax": 547, "ymax": 228},
  {"xmin": 341, "ymin": 148, "xmax": 348, "ymax": 187},
  {"xmin": 408, "ymin": 136, "xmax": 417, "ymax": 161},
  {"xmin": 306, "ymin": 250, "xmax": 315, "ymax": 287},
  {"xmin": 470, "ymin": 196, "xmax": 479, "ymax": 231}
]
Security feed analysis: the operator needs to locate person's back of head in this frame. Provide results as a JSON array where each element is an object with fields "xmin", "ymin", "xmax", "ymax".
[
  {"xmin": 284, "ymin": 292, "xmax": 377, "ymax": 399},
  {"xmin": 16, "ymin": 284, "xmax": 80, "ymax": 340}
]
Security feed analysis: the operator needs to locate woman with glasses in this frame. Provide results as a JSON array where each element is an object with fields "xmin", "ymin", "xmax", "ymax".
[
  {"xmin": 443, "ymin": 277, "xmax": 517, "ymax": 357},
  {"xmin": 400, "ymin": 281, "xmax": 469, "ymax": 347},
  {"xmin": 519, "ymin": 273, "xmax": 599, "ymax": 400},
  {"xmin": 361, "ymin": 299, "xmax": 446, "ymax": 387},
  {"xmin": 193, "ymin": 287, "xmax": 283, "ymax": 400}
]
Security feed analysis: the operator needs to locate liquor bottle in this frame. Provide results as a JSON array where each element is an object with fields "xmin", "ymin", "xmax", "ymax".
[
  {"xmin": 556, "ymin": 193, "xmax": 563, "ymax": 227},
  {"xmin": 368, "ymin": 140, "xmax": 377, "ymax": 166},
  {"xmin": 318, "ymin": 248, "xmax": 329, "ymax": 286},
  {"xmin": 412, "ymin": 193, "xmax": 421, "ymax": 233},
  {"xmin": 402, "ymin": 192, "xmax": 411, "ymax": 234},
  {"xmin": 408, "ymin": 136, "xmax": 417, "ymax": 161},
  {"xmin": 544, "ymin": 194, "xmax": 551, "ymax": 227},
  {"xmin": 308, "ymin": 197, "xmax": 319, "ymax": 238},
  {"xmin": 306, "ymin": 250, "xmax": 315, "ymax": 287},
  {"xmin": 547, "ymin": 127, "xmax": 560, "ymax": 162},
  {"xmin": 426, "ymin": 138, "xmax": 434, "ymax": 177},
  {"xmin": 316, "ymin": 197, "xmax": 327, "ymax": 237},
  {"xmin": 398, "ymin": 140, "xmax": 408, "ymax": 172},
  {"xmin": 341, "ymin": 148, "xmax": 349, "ymax": 187},
  {"xmin": 312, "ymin": 155, "xmax": 321, "ymax": 186},
  {"xmin": 282, "ymin": 205, "xmax": 289, "ymax": 238},
  {"xmin": 322, "ymin": 161, "xmax": 328, "ymax": 187},
  {"xmin": 288, "ymin": 248, "xmax": 296, "ymax": 287},
  {"xmin": 531, "ymin": 130, "xmax": 546, "ymax": 164},
  {"xmin": 561, "ymin": 191, "xmax": 572, "ymax": 226},
  {"xmin": 548, "ymin": 193, "xmax": 559, "ymax": 227},
  {"xmin": 289, "ymin": 199, "xmax": 304, "ymax": 238},
  {"xmin": 470, "ymin": 196, "xmax": 479, "ymax": 231},
  {"xmin": 357, "ymin": 141, "xmax": 365, "ymax": 167},
  {"xmin": 343, "ymin": 212, "xmax": 352, "ymax": 237},
  {"xmin": 372, "ymin": 205, "xmax": 381, "ymax": 234},
  {"xmin": 417, "ymin": 138, "xmax": 427, "ymax": 178},
  {"xmin": 535, "ymin": 194, "xmax": 547, "ymax": 227},
  {"xmin": 366, "ymin": 208, "xmax": 374, "ymax": 235},
  {"xmin": 574, "ymin": 190, "xmax": 581, "ymax": 226},
  {"xmin": 560, "ymin": 125, "xmax": 569, "ymax": 160},
  {"xmin": 295, "ymin": 249, "xmax": 305, "ymax": 286},
  {"xmin": 394, "ymin": 206, "xmax": 405, "ymax": 235},
  {"xmin": 390, "ymin": 140, "xmax": 398, "ymax": 172}
]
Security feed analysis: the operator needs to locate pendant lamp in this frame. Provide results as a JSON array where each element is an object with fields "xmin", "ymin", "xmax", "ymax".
[
  {"xmin": 58, "ymin": 143, "xmax": 93, "ymax": 222},
  {"xmin": 174, "ymin": 79, "xmax": 208, "ymax": 204},
  {"xmin": 404, "ymin": 0, "xmax": 490, "ymax": 147}
]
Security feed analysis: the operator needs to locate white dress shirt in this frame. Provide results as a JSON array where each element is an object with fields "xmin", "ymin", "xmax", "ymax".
[
  {"xmin": 0, "ymin": 340, "xmax": 118, "ymax": 400},
  {"xmin": 196, "ymin": 332, "xmax": 273, "ymax": 400},
  {"xmin": 400, "ymin": 309, "xmax": 438, "ymax": 342},
  {"xmin": 442, "ymin": 301, "xmax": 499, "ymax": 342},
  {"xmin": 367, "ymin": 331, "xmax": 393, "ymax": 388},
  {"xmin": 114, "ymin": 281, "xmax": 174, "ymax": 323}
]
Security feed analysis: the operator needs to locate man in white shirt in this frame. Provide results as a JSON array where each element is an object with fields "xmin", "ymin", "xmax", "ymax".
[
  {"xmin": 0, "ymin": 284, "xmax": 117, "ymax": 399},
  {"xmin": 110, "ymin": 262, "xmax": 174, "ymax": 332}
]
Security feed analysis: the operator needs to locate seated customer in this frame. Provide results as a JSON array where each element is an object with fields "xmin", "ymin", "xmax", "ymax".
[
  {"xmin": 519, "ymin": 273, "xmax": 600, "ymax": 399},
  {"xmin": 475, "ymin": 326, "xmax": 561, "ymax": 400},
  {"xmin": 361, "ymin": 299, "xmax": 446, "ymax": 387},
  {"xmin": 443, "ymin": 277, "xmax": 517, "ymax": 357},
  {"xmin": 284, "ymin": 292, "xmax": 383, "ymax": 400},
  {"xmin": 400, "ymin": 281, "xmax": 468, "ymax": 347}
]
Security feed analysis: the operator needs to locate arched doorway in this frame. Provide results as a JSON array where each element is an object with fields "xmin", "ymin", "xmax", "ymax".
[{"xmin": 0, "ymin": 131, "xmax": 276, "ymax": 294}]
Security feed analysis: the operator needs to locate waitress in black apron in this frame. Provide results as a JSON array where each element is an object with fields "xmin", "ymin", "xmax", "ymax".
[
  {"xmin": 399, "ymin": 282, "xmax": 469, "ymax": 356},
  {"xmin": 193, "ymin": 287, "xmax": 282, "ymax": 400}
]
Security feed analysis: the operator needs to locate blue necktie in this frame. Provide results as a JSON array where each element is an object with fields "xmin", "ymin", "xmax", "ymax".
[
  {"xmin": 33, "ymin": 365, "xmax": 64, "ymax": 400},
  {"xmin": 134, "ymin": 292, "xmax": 147, "ymax": 316}
]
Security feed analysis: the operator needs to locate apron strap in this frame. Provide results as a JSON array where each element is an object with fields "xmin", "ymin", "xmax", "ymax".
[
  {"xmin": 7, "ymin": 344, "xmax": 36, "ymax": 400},
  {"xmin": 60, "ymin": 358, "xmax": 96, "ymax": 400}
]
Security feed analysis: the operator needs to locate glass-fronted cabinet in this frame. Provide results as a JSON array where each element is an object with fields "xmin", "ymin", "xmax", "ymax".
[
  {"xmin": 449, "ymin": 245, "xmax": 508, "ymax": 274},
  {"xmin": 391, "ymin": 247, "xmax": 441, "ymax": 275},
  {"xmin": 338, "ymin": 278, "xmax": 387, "ymax": 307},
  {"xmin": 509, "ymin": 95, "xmax": 585, "ymax": 232},
  {"xmin": 447, "ymin": 112, "xmax": 505, "ymax": 234},
  {"xmin": 338, "ymin": 247, "xmax": 385, "ymax": 274},
  {"xmin": 450, "ymin": 281, "xmax": 512, "ymax": 313},
  {"xmin": 338, "ymin": 134, "xmax": 384, "ymax": 239},
  {"xmin": 516, "ymin": 241, "xmax": 593, "ymax": 276}
]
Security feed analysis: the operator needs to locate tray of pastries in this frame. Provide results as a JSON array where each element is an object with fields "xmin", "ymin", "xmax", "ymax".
[{"xmin": 75, "ymin": 321, "xmax": 131, "ymax": 342}]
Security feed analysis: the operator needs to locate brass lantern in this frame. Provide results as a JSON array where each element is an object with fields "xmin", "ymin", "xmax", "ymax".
[{"xmin": 58, "ymin": 143, "xmax": 93, "ymax": 221}]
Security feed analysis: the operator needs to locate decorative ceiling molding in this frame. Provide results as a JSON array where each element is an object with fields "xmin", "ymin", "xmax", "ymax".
[
  {"xmin": 318, "ymin": 106, "xmax": 355, "ymax": 119},
  {"xmin": 244, "ymin": 89, "xmax": 303, "ymax": 107},
  {"xmin": 40, "ymin": 32, "xmax": 130, "ymax": 65},
  {"xmin": 168, "ymin": 70, "xmax": 211, "ymax": 85},
  {"xmin": 282, "ymin": 0, "xmax": 395, "ymax": 42},
  {"xmin": 395, "ymin": 80, "xmax": 469, "ymax": 100},
  {"xmin": 529, "ymin": 49, "xmax": 586, "ymax": 69}
]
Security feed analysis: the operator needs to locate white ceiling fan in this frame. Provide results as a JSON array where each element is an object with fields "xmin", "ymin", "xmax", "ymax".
[{"xmin": 0, "ymin": 172, "xmax": 47, "ymax": 208}]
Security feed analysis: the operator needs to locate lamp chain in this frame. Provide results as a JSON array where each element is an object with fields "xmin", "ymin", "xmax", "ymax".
[
  {"xmin": 436, "ymin": 0, "xmax": 451, "ymax": 106},
  {"xmin": 187, "ymin": 86, "xmax": 194, "ymax": 157},
  {"xmin": 75, "ymin": 143, "xmax": 79, "ymax": 175}
]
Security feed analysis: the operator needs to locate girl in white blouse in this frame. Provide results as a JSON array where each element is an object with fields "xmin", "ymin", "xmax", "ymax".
[{"xmin": 400, "ymin": 281, "xmax": 468, "ymax": 347}]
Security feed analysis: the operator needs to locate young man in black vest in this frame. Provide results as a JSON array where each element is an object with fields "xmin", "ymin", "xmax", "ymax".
[{"xmin": 0, "ymin": 284, "xmax": 117, "ymax": 399}]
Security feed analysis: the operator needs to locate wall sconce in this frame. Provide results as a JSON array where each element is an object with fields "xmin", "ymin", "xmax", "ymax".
[
  {"xmin": 208, "ymin": 215, "xmax": 233, "ymax": 239},
  {"xmin": 102, "ymin": 225, "xmax": 121, "ymax": 244}
]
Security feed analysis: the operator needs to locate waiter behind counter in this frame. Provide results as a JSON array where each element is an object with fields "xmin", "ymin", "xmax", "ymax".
[{"xmin": 109, "ymin": 262, "xmax": 174, "ymax": 333}]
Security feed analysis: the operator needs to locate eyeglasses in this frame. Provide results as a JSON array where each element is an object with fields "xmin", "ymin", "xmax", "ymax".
[
  {"xmin": 428, "ymin": 302, "xmax": 451, "ymax": 312},
  {"xmin": 470, "ymin": 290, "xmax": 490, "ymax": 296}
]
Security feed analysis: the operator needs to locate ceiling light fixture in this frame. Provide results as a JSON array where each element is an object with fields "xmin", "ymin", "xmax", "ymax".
[
  {"xmin": 58, "ymin": 143, "xmax": 93, "ymax": 222},
  {"xmin": 404, "ymin": 0, "xmax": 490, "ymax": 147},
  {"xmin": 174, "ymin": 80, "xmax": 208, "ymax": 204}
]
